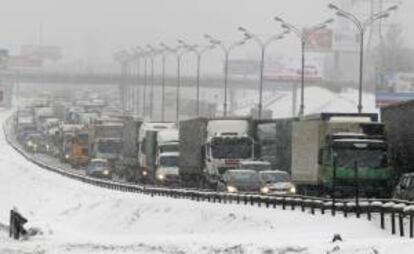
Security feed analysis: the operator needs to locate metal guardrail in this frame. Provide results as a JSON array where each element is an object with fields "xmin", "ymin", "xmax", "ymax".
[{"xmin": 4, "ymin": 115, "xmax": 414, "ymax": 238}]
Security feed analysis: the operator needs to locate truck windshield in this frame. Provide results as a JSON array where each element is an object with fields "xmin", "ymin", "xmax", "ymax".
[
  {"xmin": 91, "ymin": 161, "xmax": 107, "ymax": 168},
  {"xmin": 335, "ymin": 148, "xmax": 387, "ymax": 169},
  {"xmin": 97, "ymin": 140, "xmax": 122, "ymax": 154},
  {"xmin": 159, "ymin": 144, "xmax": 179, "ymax": 153},
  {"xmin": 211, "ymin": 137, "xmax": 252, "ymax": 159},
  {"xmin": 160, "ymin": 156, "xmax": 178, "ymax": 167}
]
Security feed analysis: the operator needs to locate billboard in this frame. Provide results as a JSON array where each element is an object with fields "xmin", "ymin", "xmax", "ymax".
[
  {"xmin": 304, "ymin": 28, "xmax": 333, "ymax": 51},
  {"xmin": 263, "ymin": 57, "xmax": 324, "ymax": 82}
]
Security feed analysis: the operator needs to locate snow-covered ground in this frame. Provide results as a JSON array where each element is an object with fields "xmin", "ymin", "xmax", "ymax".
[
  {"xmin": 233, "ymin": 87, "xmax": 378, "ymax": 118},
  {"xmin": 0, "ymin": 107, "xmax": 413, "ymax": 253}
]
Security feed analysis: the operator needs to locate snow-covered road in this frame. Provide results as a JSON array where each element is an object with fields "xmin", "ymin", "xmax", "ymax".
[{"xmin": 0, "ymin": 109, "xmax": 413, "ymax": 253}]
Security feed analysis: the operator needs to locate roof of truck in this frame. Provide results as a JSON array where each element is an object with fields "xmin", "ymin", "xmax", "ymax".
[
  {"xmin": 206, "ymin": 119, "xmax": 250, "ymax": 137},
  {"xmin": 301, "ymin": 113, "xmax": 378, "ymax": 122},
  {"xmin": 381, "ymin": 98, "xmax": 414, "ymax": 110},
  {"xmin": 141, "ymin": 122, "xmax": 176, "ymax": 130}
]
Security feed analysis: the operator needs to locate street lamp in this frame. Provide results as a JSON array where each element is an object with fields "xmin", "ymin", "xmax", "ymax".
[
  {"xmin": 131, "ymin": 47, "xmax": 143, "ymax": 115},
  {"xmin": 159, "ymin": 43, "xmax": 175, "ymax": 121},
  {"xmin": 204, "ymin": 34, "xmax": 248, "ymax": 116},
  {"xmin": 273, "ymin": 17, "xmax": 334, "ymax": 116},
  {"xmin": 147, "ymin": 44, "xmax": 159, "ymax": 120},
  {"xmin": 136, "ymin": 47, "xmax": 149, "ymax": 118},
  {"xmin": 113, "ymin": 50, "xmax": 131, "ymax": 115},
  {"xmin": 178, "ymin": 40, "xmax": 215, "ymax": 116},
  {"xmin": 328, "ymin": 3, "xmax": 398, "ymax": 113},
  {"xmin": 238, "ymin": 27, "xmax": 288, "ymax": 119},
  {"xmin": 161, "ymin": 43, "xmax": 190, "ymax": 123}
]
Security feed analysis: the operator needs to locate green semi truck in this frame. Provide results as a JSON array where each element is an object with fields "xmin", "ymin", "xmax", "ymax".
[{"xmin": 290, "ymin": 113, "xmax": 392, "ymax": 197}]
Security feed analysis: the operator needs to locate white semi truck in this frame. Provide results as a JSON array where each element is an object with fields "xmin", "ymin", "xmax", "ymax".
[{"xmin": 179, "ymin": 117, "xmax": 255, "ymax": 188}]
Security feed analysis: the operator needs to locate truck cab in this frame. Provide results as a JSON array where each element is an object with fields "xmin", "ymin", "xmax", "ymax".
[
  {"xmin": 154, "ymin": 129, "xmax": 180, "ymax": 185},
  {"xmin": 155, "ymin": 152, "xmax": 180, "ymax": 185},
  {"xmin": 58, "ymin": 124, "xmax": 83, "ymax": 162},
  {"xmin": 138, "ymin": 122, "xmax": 177, "ymax": 180},
  {"xmin": 203, "ymin": 120, "xmax": 255, "ymax": 186},
  {"xmin": 90, "ymin": 121, "xmax": 124, "ymax": 164},
  {"xmin": 69, "ymin": 130, "xmax": 90, "ymax": 168}
]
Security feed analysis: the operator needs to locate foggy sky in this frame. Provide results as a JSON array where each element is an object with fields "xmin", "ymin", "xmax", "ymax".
[{"xmin": 0, "ymin": 0, "xmax": 412, "ymax": 67}]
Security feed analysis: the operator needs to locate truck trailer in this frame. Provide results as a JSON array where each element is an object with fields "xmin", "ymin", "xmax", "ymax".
[
  {"xmin": 381, "ymin": 100, "xmax": 414, "ymax": 179},
  {"xmin": 179, "ymin": 117, "xmax": 255, "ymax": 188},
  {"xmin": 290, "ymin": 113, "xmax": 392, "ymax": 197}
]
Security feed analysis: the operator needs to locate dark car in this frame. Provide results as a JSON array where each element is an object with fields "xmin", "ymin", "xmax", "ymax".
[
  {"xmin": 86, "ymin": 158, "xmax": 112, "ymax": 180},
  {"xmin": 393, "ymin": 173, "xmax": 414, "ymax": 201},
  {"xmin": 217, "ymin": 169, "xmax": 261, "ymax": 193},
  {"xmin": 23, "ymin": 132, "xmax": 49, "ymax": 153}
]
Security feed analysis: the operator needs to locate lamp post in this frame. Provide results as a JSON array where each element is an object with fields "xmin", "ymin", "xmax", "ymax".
[
  {"xmin": 273, "ymin": 17, "xmax": 334, "ymax": 116},
  {"xmin": 328, "ymin": 3, "xmax": 398, "ymax": 113},
  {"xmin": 204, "ymin": 34, "xmax": 248, "ymax": 116},
  {"xmin": 237, "ymin": 27, "xmax": 288, "ymax": 119},
  {"xmin": 132, "ymin": 47, "xmax": 142, "ymax": 115},
  {"xmin": 135, "ymin": 46, "xmax": 149, "ymax": 118},
  {"xmin": 146, "ymin": 45, "xmax": 159, "ymax": 120},
  {"xmin": 178, "ymin": 40, "xmax": 215, "ymax": 116},
  {"xmin": 161, "ymin": 43, "xmax": 190, "ymax": 123},
  {"xmin": 159, "ymin": 43, "xmax": 174, "ymax": 121},
  {"xmin": 113, "ymin": 50, "xmax": 131, "ymax": 115}
]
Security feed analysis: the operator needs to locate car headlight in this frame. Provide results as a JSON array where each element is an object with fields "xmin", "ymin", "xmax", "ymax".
[
  {"xmin": 46, "ymin": 145, "xmax": 50, "ymax": 151},
  {"xmin": 157, "ymin": 174, "xmax": 165, "ymax": 180},
  {"xmin": 261, "ymin": 186, "xmax": 270, "ymax": 194},
  {"xmin": 103, "ymin": 170, "xmax": 110, "ymax": 175},
  {"xmin": 289, "ymin": 186, "xmax": 296, "ymax": 194},
  {"xmin": 27, "ymin": 140, "xmax": 33, "ymax": 147},
  {"xmin": 142, "ymin": 170, "xmax": 148, "ymax": 176},
  {"xmin": 227, "ymin": 186, "xmax": 237, "ymax": 193},
  {"xmin": 65, "ymin": 154, "xmax": 70, "ymax": 159}
]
